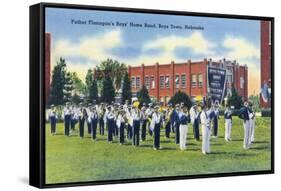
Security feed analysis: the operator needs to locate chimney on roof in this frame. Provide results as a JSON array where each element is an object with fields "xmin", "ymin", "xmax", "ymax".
[
  {"xmin": 208, "ymin": 58, "xmax": 212, "ymax": 66},
  {"xmin": 219, "ymin": 59, "xmax": 222, "ymax": 68}
]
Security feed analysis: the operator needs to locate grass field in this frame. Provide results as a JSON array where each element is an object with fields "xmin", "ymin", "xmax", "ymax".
[{"xmin": 46, "ymin": 116, "xmax": 271, "ymax": 184}]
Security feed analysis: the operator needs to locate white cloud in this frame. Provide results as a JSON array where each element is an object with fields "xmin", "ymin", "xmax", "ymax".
[
  {"xmin": 223, "ymin": 36, "xmax": 260, "ymax": 60},
  {"xmin": 50, "ymin": 30, "xmax": 261, "ymax": 95},
  {"xmin": 221, "ymin": 36, "xmax": 261, "ymax": 95},
  {"xmin": 52, "ymin": 29, "xmax": 122, "ymax": 66},
  {"xmin": 143, "ymin": 31, "xmax": 216, "ymax": 55}
]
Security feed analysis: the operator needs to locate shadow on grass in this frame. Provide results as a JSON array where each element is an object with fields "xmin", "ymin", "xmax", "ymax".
[
  {"xmin": 52, "ymin": 133, "xmax": 64, "ymax": 136},
  {"xmin": 235, "ymin": 153, "xmax": 257, "ymax": 157},
  {"xmin": 232, "ymin": 139, "xmax": 243, "ymax": 142},
  {"xmin": 69, "ymin": 134, "xmax": 79, "ymax": 137},
  {"xmin": 212, "ymin": 143, "xmax": 223, "ymax": 146},
  {"xmin": 97, "ymin": 137, "xmax": 108, "ymax": 141},
  {"xmin": 209, "ymin": 151, "xmax": 228, "ymax": 155},
  {"xmin": 253, "ymin": 141, "xmax": 269, "ymax": 144},
  {"xmin": 160, "ymin": 147, "xmax": 177, "ymax": 151},
  {"xmin": 251, "ymin": 146, "xmax": 269, "ymax": 150},
  {"xmin": 187, "ymin": 148, "xmax": 201, "ymax": 151},
  {"xmin": 161, "ymin": 140, "xmax": 172, "ymax": 143},
  {"xmin": 140, "ymin": 144, "xmax": 153, "ymax": 148}
]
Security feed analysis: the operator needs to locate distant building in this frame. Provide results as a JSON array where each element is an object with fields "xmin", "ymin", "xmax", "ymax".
[
  {"xmin": 128, "ymin": 58, "xmax": 248, "ymax": 105},
  {"xmin": 260, "ymin": 20, "xmax": 272, "ymax": 108},
  {"xmin": 45, "ymin": 33, "xmax": 51, "ymax": 104}
]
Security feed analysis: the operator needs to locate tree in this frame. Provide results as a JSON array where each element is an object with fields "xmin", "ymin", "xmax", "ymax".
[
  {"xmin": 95, "ymin": 59, "xmax": 127, "ymax": 90},
  {"xmin": 248, "ymin": 95, "xmax": 260, "ymax": 111},
  {"xmin": 85, "ymin": 69, "xmax": 99, "ymax": 103},
  {"xmin": 72, "ymin": 92, "xmax": 81, "ymax": 104},
  {"xmin": 64, "ymin": 72, "xmax": 74, "ymax": 103},
  {"xmin": 121, "ymin": 72, "xmax": 132, "ymax": 104},
  {"xmin": 169, "ymin": 91, "xmax": 192, "ymax": 109},
  {"xmin": 137, "ymin": 85, "xmax": 151, "ymax": 107},
  {"xmin": 49, "ymin": 57, "xmax": 67, "ymax": 105},
  {"xmin": 101, "ymin": 76, "xmax": 115, "ymax": 104},
  {"xmin": 71, "ymin": 72, "xmax": 86, "ymax": 95},
  {"xmin": 227, "ymin": 86, "xmax": 243, "ymax": 109}
]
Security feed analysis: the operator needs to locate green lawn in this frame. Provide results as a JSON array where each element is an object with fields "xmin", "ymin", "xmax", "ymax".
[{"xmin": 46, "ymin": 116, "xmax": 271, "ymax": 184}]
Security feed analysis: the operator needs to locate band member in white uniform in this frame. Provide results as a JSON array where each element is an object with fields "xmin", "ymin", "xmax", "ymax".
[
  {"xmin": 78, "ymin": 103, "xmax": 87, "ymax": 138},
  {"xmin": 70, "ymin": 105, "xmax": 79, "ymax": 132},
  {"xmin": 131, "ymin": 106, "xmax": 141, "ymax": 146},
  {"xmin": 190, "ymin": 104, "xmax": 200, "ymax": 141},
  {"xmin": 179, "ymin": 106, "xmax": 190, "ymax": 150},
  {"xmin": 146, "ymin": 103, "xmax": 154, "ymax": 136},
  {"xmin": 200, "ymin": 102, "xmax": 213, "ymax": 154},
  {"xmin": 47, "ymin": 104, "xmax": 57, "ymax": 136},
  {"xmin": 106, "ymin": 106, "xmax": 115, "ymax": 143},
  {"xmin": 173, "ymin": 104, "xmax": 181, "ymax": 145},
  {"xmin": 98, "ymin": 103, "xmax": 105, "ymax": 136},
  {"xmin": 140, "ymin": 106, "xmax": 148, "ymax": 141},
  {"xmin": 224, "ymin": 106, "xmax": 233, "ymax": 142},
  {"xmin": 126, "ymin": 106, "xmax": 133, "ymax": 139},
  {"xmin": 63, "ymin": 102, "xmax": 72, "ymax": 136},
  {"xmin": 89, "ymin": 106, "xmax": 99, "ymax": 141},
  {"xmin": 150, "ymin": 105, "xmax": 162, "ymax": 150},
  {"xmin": 116, "ymin": 108, "xmax": 126, "ymax": 144},
  {"xmin": 164, "ymin": 104, "xmax": 173, "ymax": 138},
  {"xmin": 249, "ymin": 105, "xmax": 256, "ymax": 143},
  {"xmin": 86, "ymin": 103, "xmax": 92, "ymax": 134},
  {"xmin": 238, "ymin": 101, "xmax": 251, "ymax": 149},
  {"xmin": 212, "ymin": 103, "xmax": 219, "ymax": 138}
]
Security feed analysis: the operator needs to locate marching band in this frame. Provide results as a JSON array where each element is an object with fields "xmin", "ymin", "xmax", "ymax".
[{"xmin": 47, "ymin": 100, "xmax": 257, "ymax": 154}]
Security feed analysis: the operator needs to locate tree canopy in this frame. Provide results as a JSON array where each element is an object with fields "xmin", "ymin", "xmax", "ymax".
[
  {"xmin": 49, "ymin": 57, "xmax": 67, "ymax": 105},
  {"xmin": 226, "ymin": 86, "xmax": 243, "ymax": 109},
  {"xmin": 121, "ymin": 72, "xmax": 132, "ymax": 104},
  {"xmin": 100, "ymin": 76, "xmax": 115, "ymax": 104},
  {"xmin": 137, "ymin": 85, "xmax": 151, "ymax": 108},
  {"xmin": 169, "ymin": 91, "xmax": 192, "ymax": 109},
  {"xmin": 95, "ymin": 59, "xmax": 127, "ymax": 90}
]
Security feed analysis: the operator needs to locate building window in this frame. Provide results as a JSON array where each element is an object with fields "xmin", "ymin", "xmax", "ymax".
[
  {"xmin": 145, "ymin": 76, "xmax": 150, "ymax": 89},
  {"xmin": 240, "ymin": 77, "xmax": 244, "ymax": 89},
  {"xmin": 165, "ymin": 76, "xmax": 170, "ymax": 88},
  {"xmin": 131, "ymin": 77, "xmax": 136, "ymax": 89},
  {"xmin": 160, "ymin": 76, "xmax": 165, "ymax": 89},
  {"xmin": 150, "ymin": 76, "xmax": 155, "ymax": 89},
  {"xmin": 191, "ymin": 74, "xmax": 197, "ymax": 88},
  {"xmin": 181, "ymin": 74, "xmax": 186, "ymax": 88},
  {"xmin": 198, "ymin": 74, "xmax": 203, "ymax": 87},
  {"xmin": 136, "ymin": 77, "xmax": 141, "ymax": 89},
  {"xmin": 175, "ymin": 75, "xmax": 180, "ymax": 88}
]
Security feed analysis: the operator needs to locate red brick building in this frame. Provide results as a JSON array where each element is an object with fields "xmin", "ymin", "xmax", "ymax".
[
  {"xmin": 260, "ymin": 20, "xmax": 272, "ymax": 108},
  {"xmin": 45, "ymin": 33, "xmax": 51, "ymax": 104},
  {"xmin": 128, "ymin": 58, "xmax": 248, "ymax": 104}
]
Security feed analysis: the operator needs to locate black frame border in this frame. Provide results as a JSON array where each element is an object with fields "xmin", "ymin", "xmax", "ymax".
[{"xmin": 29, "ymin": 2, "xmax": 274, "ymax": 189}]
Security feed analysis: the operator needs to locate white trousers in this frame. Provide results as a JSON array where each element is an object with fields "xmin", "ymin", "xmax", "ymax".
[
  {"xmin": 179, "ymin": 124, "xmax": 188, "ymax": 150},
  {"xmin": 202, "ymin": 125, "xmax": 211, "ymax": 154},
  {"xmin": 225, "ymin": 119, "xmax": 232, "ymax": 141},
  {"xmin": 250, "ymin": 118, "xmax": 255, "ymax": 142},
  {"xmin": 243, "ymin": 120, "xmax": 251, "ymax": 149}
]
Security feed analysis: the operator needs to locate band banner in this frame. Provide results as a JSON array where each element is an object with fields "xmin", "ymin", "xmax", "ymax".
[{"xmin": 207, "ymin": 66, "xmax": 227, "ymax": 104}]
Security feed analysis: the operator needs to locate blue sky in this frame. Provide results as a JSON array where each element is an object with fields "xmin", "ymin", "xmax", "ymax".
[{"xmin": 46, "ymin": 7, "xmax": 261, "ymax": 95}]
